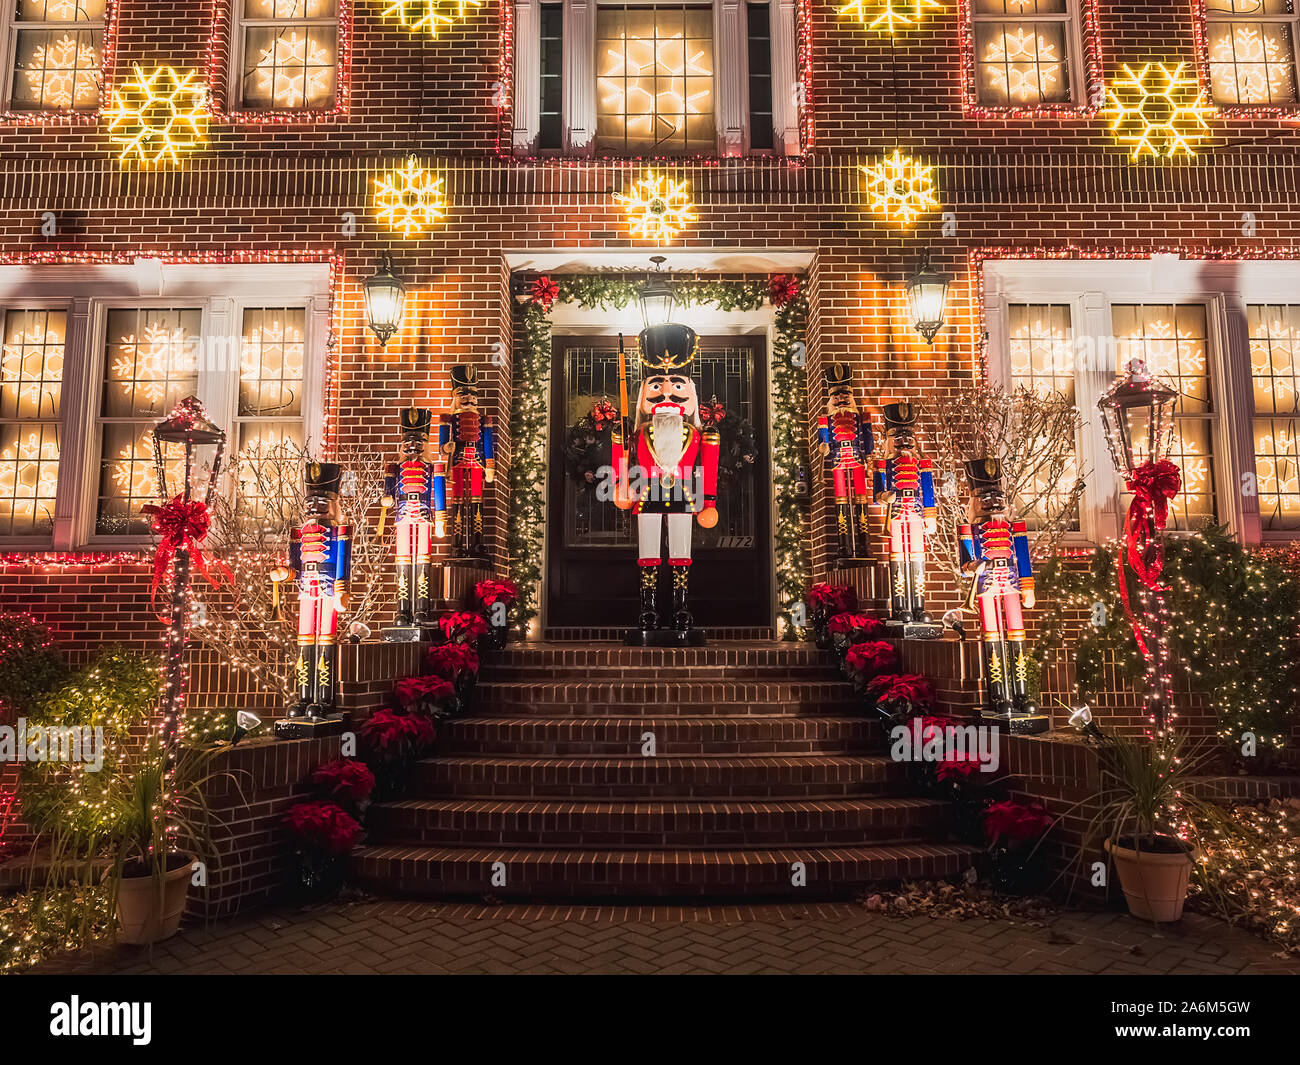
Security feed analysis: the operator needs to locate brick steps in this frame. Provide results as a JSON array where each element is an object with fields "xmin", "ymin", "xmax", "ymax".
[
  {"xmin": 437, "ymin": 714, "xmax": 881, "ymax": 756},
  {"xmin": 367, "ymin": 796, "xmax": 951, "ymax": 847},
  {"xmin": 412, "ymin": 753, "xmax": 905, "ymax": 798},
  {"xmin": 352, "ymin": 841, "xmax": 981, "ymax": 898},
  {"xmin": 474, "ymin": 679, "xmax": 859, "ymax": 716}
]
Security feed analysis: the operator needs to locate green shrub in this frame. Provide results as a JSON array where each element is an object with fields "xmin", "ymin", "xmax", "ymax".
[{"xmin": 0, "ymin": 612, "xmax": 68, "ymax": 716}]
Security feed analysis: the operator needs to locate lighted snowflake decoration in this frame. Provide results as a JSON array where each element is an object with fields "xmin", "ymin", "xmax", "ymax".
[
  {"xmin": 24, "ymin": 34, "xmax": 100, "ymax": 109},
  {"xmin": 112, "ymin": 323, "xmax": 196, "ymax": 405},
  {"xmin": 251, "ymin": 31, "xmax": 334, "ymax": 109},
  {"xmin": 373, "ymin": 159, "xmax": 448, "ymax": 237},
  {"xmin": 380, "ymin": 0, "xmax": 483, "ymax": 37},
  {"xmin": 1104, "ymin": 62, "xmax": 1212, "ymax": 160},
  {"xmin": 839, "ymin": 0, "xmax": 941, "ymax": 34},
  {"xmin": 861, "ymin": 149, "xmax": 939, "ymax": 227},
  {"xmin": 1209, "ymin": 26, "xmax": 1293, "ymax": 105},
  {"xmin": 613, "ymin": 171, "xmax": 696, "ymax": 244},
  {"xmin": 982, "ymin": 27, "xmax": 1060, "ymax": 103},
  {"xmin": 103, "ymin": 65, "xmax": 208, "ymax": 166}
]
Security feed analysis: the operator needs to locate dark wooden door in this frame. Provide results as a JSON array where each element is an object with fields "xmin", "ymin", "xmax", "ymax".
[{"xmin": 546, "ymin": 334, "xmax": 771, "ymax": 630}]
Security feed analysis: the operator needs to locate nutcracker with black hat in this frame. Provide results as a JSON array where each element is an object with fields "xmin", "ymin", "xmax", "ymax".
[
  {"xmin": 379, "ymin": 407, "xmax": 438, "ymax": 635},
  {"xmin": 269, "ymin": 461, "xmax": 351, "ymax": 722},
  {"xmin": 437, "ymin": 364, "xmax": 495, "ymax": 560},
  {"xmin": 612, "ymin": 322, "xmax": 720, "ymax": 645},
  {"xmin": 958, "ymin": 456, "xmax": 1048, "ymax": 734},
  {"xmin": 872, "ymin": 401, "xmax": 942, "ymax": 637},
  {"xmin": 817, "ymin": 362, "xmax": 875, "ymax": 562}
]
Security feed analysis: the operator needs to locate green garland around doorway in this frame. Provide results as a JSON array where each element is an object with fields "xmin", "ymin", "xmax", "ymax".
[{"xmin": 508, "ymin": 274, "xmax": 811, "ymax": 640}]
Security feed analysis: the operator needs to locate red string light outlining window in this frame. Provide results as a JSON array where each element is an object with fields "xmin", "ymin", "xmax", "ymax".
[
  {"xmin": 956, "ymin": 0, "xmax": 1103, "ymax": 120},
  {"xmin": 1190, "ymin": 0, "xmax": 1300, "ymax": 120},
  {"xmin": 205, "ymin": 0, "xmax": 354, "ymax": 123},
  {"xmin": 0, "ymin": 0, "xmax": 121, "ymax": 125}
]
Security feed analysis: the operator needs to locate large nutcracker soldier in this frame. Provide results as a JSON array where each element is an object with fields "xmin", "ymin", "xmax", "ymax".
[
  {"xmin": 612, "ymin": 322, "xmax": 720, "ymax": 644},
  {"xmin": 381, "ymin": 407, "xmax": 438, "ymax": 630},
  {"xmin": 271, "ymin": 461, "xmax": 350, "ymax": 720},
  {"xmin": 436, "ymin": 364, "xmax": 495, "ymax": 559},
  {"xmin": 872, "ymin": 402, "xmax": 939, "ymax": 632},
  {"xmin": 958, "ymin": 457, "xmax": 1047, "ymax": 734},
  {"xmin": 817, "ymin": 363, "xmax": 874, "ymax": 561}
]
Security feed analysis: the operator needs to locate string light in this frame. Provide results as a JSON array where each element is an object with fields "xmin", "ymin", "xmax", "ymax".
[
  {"xmin": 0, "ymin": 0, "xmax": 120, "ymax": 124},
  {"xmin": 839, "ymin": 0, "xmax": 941, "ymax": 35},
  {"xmin": 372, "ymin": 158, "xmax": 448, "ymax": 237},
  {"xmin": 103, "ymin": 64, "xmax": 208, "ymax": 166},
  {"xmin": 22, "ymin": 35, "xmax": 100, "ymax": 110},
  {"xmin": 613, "ymin": 170, "xmax": 696, "ymax": 244},
  {"xmin": 381, "ymin": 0, "xmax": 483, "ymax": 37},
  {"xmin": 860, "ymin": 149, "xmax": 939, "ymax": 227},
  {"xmin": 1191, "ymin": 0, "xmax": 1300, "ymax": 119},
  {"xmin": 1103, "ymin": 62, "xmax": 1213, "ymax": 160},
  {"xmin": 250, "ymin": 31, "xmax": 336, "ymax": 110}
]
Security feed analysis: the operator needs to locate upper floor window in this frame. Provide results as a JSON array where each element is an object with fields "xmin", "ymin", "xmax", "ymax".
[
  {"xmin": 513, "ymin": 0, "xmax": 802, "ymax": 158},
  {"xmin": 969, "ymin": 0, "xmax": 1091, "ymax": 111},
  {"xmin": 3, "ymin": 0, "xmax": 104, "ymax": 112},
  {"xmin": 232, "ymin": 0, "xmax": 339, "ymax": 112},
  {"xmin": 1204, "ymin": 0, "xmax": 1299, "ymax": 107}
]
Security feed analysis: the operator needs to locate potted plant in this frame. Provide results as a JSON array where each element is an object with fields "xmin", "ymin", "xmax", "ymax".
[
  {"xmin": 1089, "ymin": 732, "xmax": 1224, "ymax": 923},
  {"xmin": 474, "ymin": 579, "xmax": 520, "ymax": 649}
]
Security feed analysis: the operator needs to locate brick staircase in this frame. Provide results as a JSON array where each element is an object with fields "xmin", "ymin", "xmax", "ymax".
[{"xmin": 353, "ymin": 642, "xmax": 979, "ymax": 899}]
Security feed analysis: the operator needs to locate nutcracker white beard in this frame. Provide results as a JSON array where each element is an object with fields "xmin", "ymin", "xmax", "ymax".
[{"xmin": 651, "ymin": 408, "xmax": 685, "ymax": 471}]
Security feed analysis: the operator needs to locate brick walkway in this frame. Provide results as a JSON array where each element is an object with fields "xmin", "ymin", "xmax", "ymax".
[{"xmin": 31, "ymin": 901, "xmax": 1298, "ymax": 975}]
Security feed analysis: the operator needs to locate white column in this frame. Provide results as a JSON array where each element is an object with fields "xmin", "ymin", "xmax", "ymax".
[
  {"xmin": 52, "ymin": 298, "xmax": 92, "ymax": 550},
  {"xmin": 770, "ymin": 0, "xmax": 800, "ymax": 156},
  {"xmin": 564, "ymin": 0, "xmax": 596, "ymax": 154},
  {"xmin": 714, "ymin": 0, "xmax": 746, "ymax": 156},
  {"xmin": 513, "ymin": 0, "xmax": 541, "ymax": 153}
]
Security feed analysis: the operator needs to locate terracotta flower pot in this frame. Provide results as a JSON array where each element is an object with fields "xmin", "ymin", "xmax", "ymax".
[
  {"xmin": 1105, "ymin": 837, "xmax": 1193, "ymax": 923},
  {"xmin": 115, "ymin": 855, "xmax": 193, "ymax": 945}
]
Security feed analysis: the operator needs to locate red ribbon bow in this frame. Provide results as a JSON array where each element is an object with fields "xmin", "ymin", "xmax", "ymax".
[
  {"xmin": 700, "ymin": 401, "xmax": 727, "ymax": 427},
  {"xmin": 143, "ymin": 495, "xmax": 232, "ymax": 600},
  {"xmin": 530, "ymin": 276, "xmax": 559, "ymax": 309},
  {"xmin": 1118, "ymin": 458, "xmax": 1181, "ymax": 662}
]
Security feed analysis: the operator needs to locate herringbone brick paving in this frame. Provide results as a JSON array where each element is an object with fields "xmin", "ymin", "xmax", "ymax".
[{"xmin": 30, "ymin": 902, "xmax": 1298, "ymax": 975}]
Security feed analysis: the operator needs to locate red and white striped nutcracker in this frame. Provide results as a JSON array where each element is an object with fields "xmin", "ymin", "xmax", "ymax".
[
  {"xmin": 612, "ymin": 323, "xmax": 720, "ymax": 641},
  {"xmin": 380, "ymin": 407, "xmax": 438, "ymax": 628}
]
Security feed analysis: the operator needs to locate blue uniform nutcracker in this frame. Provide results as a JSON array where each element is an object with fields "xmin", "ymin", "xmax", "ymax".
[
  {"xmin": 958, "ymin": 457, "xmax": 1046, "ymax": 734},
  {"xmin": 817, "ymin": 363, "xmax": 875, "ymax": 561},
  {"xmin": 272, "ymin": 462, "xmax": 350, "ymax": 719},
  {"xmin": 381, "ymin": 407, "xmax": 439, "ymax": 628},
  {"xmin": 873, "ymin": 402, "xmax": 937, "ymax": 624},
  {"xmin": 436, "ymin": 364, "xmax": 495, "ymax": 559}
]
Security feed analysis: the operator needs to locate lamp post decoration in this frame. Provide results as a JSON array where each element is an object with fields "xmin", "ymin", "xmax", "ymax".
[
  {"xmin": 1098, "ymin": 357, "xmax": 1183, "ymax": 738},
  {"xmin": 906, "ymin": 252, "xmax": 950, "ymax": 345},
  {"xmin": 364, "ymin": 254, "xmax": 407, "ymax": 349}
]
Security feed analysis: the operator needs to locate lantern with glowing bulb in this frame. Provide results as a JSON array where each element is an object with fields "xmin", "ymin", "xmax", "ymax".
[
  {"xmin": 638, "ymin": 255, "xmax": 675, "ymax": 330},
  {"xmin": 364, "ymin": 255, "xmax": 407, "ymax": 349},
  {"xmin": 905, "ymin": 253, "xmax": 950, "ymax": 345}
]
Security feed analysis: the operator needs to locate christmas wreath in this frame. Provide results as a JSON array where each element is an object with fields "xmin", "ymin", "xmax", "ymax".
[
  {"xmin": 700, "ymin": 395, "xmax": 757, "ymax": 485},
  {"xmin": 563, "ymin": 400, "xmax": 618, "ymax": 486}
]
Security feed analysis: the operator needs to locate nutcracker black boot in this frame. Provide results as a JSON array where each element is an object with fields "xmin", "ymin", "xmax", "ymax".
[
  {"xmin": 889, "ymin": 560, "xmax": 910, "ymax": 622},
  {"xmin": 638, "ymin": 566, "xmax": 659, "ymax": 630},
  {"xmin": 414, "ymin": 559, "xmax": 434, "ymax": 626},
  {"xmin": 394, "ymin": 560, "xmax": 414, "ymax": 627},
  {"xmin": 856, "ymin": 496, "xmax": 872, "ymax": 557},
  {"xmin": 909, "ymin": 561, "xmax": 932, "ymax": 623},
  {"xmin": 981, "ymin": 640, "xmax": 1012, "ymax": 718},
  {"xmin": 671, "ymin": 564, "xmax": 693, "ymax": 632},
  {"xmin": 313, "ymin": 641, "xmax": 337, "ymax": 718},
  {"xmin": 472, "ymin": 499, "xmax": 486, "ymax": 558},
  {"xmin": 837, "ymin": 503, "xmax": 854, "ymax": 559},
  {"xmin": 291, "ymin": 642, "xmax": 314, "ymax": 717},
  {"xmin": 1008, "ymin": 640, "xmax": 1037, "ymax": 715}
]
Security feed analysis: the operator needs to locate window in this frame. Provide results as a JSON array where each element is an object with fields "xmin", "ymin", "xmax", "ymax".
[
  {"xmin": 513, "ymin": 0, "xmax": 801, "ymax": 157},
  {"xmin": 1247, "ymin": 304, "xmax": 1300, "ymax": 530},
  {"xmin": 0, "ymin": 309, "xmax": 63, "ymax": 535},
  {"xmin": 971, "ymin": 0, "xmax": 1081, "ymax": 108},
  {"xmin": 1205, "ymin": 0, "xmax": 1299, "ymax": 107},
  {"xmin": 234, "ymin": 0, "xmax": 338, "ymax": 111},
  {"xmin": 5, "ymin": 0, "xmax": 104, "ymax": 112},
  {"xmin": 0, "ymin": 261, "xmax": 330, "ymax": 547}
]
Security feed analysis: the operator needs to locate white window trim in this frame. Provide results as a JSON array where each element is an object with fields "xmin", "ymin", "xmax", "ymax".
[
  {"xmin": 227, "ymin": 0, "xmax": 340, "ymax": 113},
  {"xmin": 1204, "ymin": 1, "xmax": 1300, "ymax": 108},
  {"xmin": 513, "ymin": 0, "xmax": 799, "ymax": 157},
  {"xmin": 0, "ymin": 0, "xmax": 106, "ymax": 113},
  {"xmin": 983, "ymin": 256, "xmax": 1300, "ymax": 546},
  {"xmin": 970, "ymin": 0, "xmax": 1088, "ymax": 110},
  {"xmin": 0, "ymin": 260, "xmax": 330, "ymax": 550}
]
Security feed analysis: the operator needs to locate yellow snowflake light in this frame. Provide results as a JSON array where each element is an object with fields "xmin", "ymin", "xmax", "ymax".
[
  {"xmin": 103, "ymin": 65, "xmax": 208, "ymax": 166},
  {"xmin": 251, "ymin": 31, "xmax": 335, "ymax": 109},
  {"xmin": 861, "ymin": 149, "xmax": 939, "ymax": 227},
  {"xmin": 839, "ymin": 0, "xmax": 941, "ymax": 34},
  {"xmin": 613, "ymin": 171, "xmax": 696, "ymax": 244},
  {"xmin": 381, "ymin": 0, "xmax": 483, "ymax": 37},
  {"xmin": 1104, "ymin": 62, "xmax": 1212, "ymax": 160},
  {"xmin": 373, "ymin": 158, "xmax": 448, "ymax": 237}
]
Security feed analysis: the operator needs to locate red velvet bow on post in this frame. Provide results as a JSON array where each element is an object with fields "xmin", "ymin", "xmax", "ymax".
[
  {"xmin": 530, "ymin": 275, "xmax": 559, "ymax": 310},
  {"xmin": 1117, "ymin": 458, "xmax": 1182, "ymax": 663},
  {"xmin": 700, "ymin": 400, "xmax": 727, "ymax": 427},
  {"xmin": 143, "ymin": 495, "xmax": 232, "ymax": 600}
]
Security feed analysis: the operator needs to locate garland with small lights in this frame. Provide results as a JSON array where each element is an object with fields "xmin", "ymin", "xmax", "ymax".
[
  {"xmin": 509, "ymin": 274, "xmax": 810, "ymax": 638},
  {"xmin": 1034, "ymin": 526, "xmax": 1300, "ymax": 762}
]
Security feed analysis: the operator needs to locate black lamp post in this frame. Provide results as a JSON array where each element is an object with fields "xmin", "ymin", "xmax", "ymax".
[
  {"xmin": 638, "ymin": 255, "xmax": 675, "ymax": 329},
  {"xmin": 364, "ymin": 254, "xmax": 407, "ymax": 348}
]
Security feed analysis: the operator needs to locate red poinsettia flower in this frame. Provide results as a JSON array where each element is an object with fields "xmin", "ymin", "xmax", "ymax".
[
  {"xmin": 425, "ymin": 641, "xmax": 480, "ymax": 681},
  {"xmin": 589, "ymin": 401, "xmax": 618, "ymax": 430},
  {"xmin": 983, "ymin": 799, "xmax": 1055, "ymax": 845},
  {"xmin": 394, "ymin": 673, "xmax": 456, "ymax": 712},
  {"xmin": 474, "ymin": 579, "xmax": 519, "ymax": 607},
  {"xmin": 310, "ymin": 757, "xmax": 375, "ymax": 802},
  {"xmin": 808, "ymin": 582, "xmax": 858, "ymax": 613},
  {"xmin": 827, "ymin": 612, "xmax": 885, "ymax": 638},
  {"xmin": 530, "ymin": 275, "xmax": 560, "ymax": 309},
  {"xmin": 284, "ymin": 799, "xmax": 364, "ymax": 856},
  {"xmin": 936, "ymin": 755, "xmax": 983, "ymax": 782},
  {"xmin": 361, "ymin": 707, "xmax": 437, "ymax": 760},
  {"xmin": 865, "ymin": 672, "xmax": 937, "ymax": 711},
  {"xmin": 844, "ymin": 639, "xmax": 899, "ymax": 680},
  {"xmin": 440, "ymin": 611, "xmax": 489, "ymax": 643},
  {"xmin": 769, "ymin": 274, "xmax": 801, "ymax": 307},
  {"xmin": 914, "ymin": 714, "xmax": 959, "ymax": 743}
]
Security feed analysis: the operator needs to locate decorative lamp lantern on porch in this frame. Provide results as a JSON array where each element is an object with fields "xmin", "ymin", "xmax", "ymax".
[
  {"xmin": 905, "ymin": 252, "xmax": 950, "ymax": 345},
  {"xmin": 149, "ymin": 396, "xmax": 227, "ymax": 749},
  {"xmin": 638, "ymin": 255, "xmax": 675, "ymax": 329},
  {"xmin": 1098, "ymin": 358, "xmax": 1179, "ymax": 477},
  {"xmin": 364, "ymin": 254, "xmax": 407, "ymax": 348}
]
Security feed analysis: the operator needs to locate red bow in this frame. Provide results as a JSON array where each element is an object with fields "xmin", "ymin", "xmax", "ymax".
[
  {"xmin": 1118, "ymin": 458, "xmax": 1181, "ymax": 662},
  {"xmin": 590, "ymin": 400, "xmax": 617, "ymax": 429},
  {"xmin": 769, "ymin": 274, "xmax": 800, "ymax": 308},
  {"xmin": 700, "ymin": 401, "xmax": 727, "ymax": 427},
  {"xmin": 530, "ymin": 276, "xmax": 559, "ymax": 310},
  {"xmin": 143, "ymin": 495, "xmax": 232, "ymax": 600}
]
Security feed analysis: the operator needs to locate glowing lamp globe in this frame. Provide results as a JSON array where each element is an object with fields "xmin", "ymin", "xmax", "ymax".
[
  {"xmin": 1098, "ymin": 358, "xmax": 1179, "ymax": 476},
  {"xmin": 905, "ymin": 253, "xmax": 949, "ymax": 345},
  {"xmin": 365, "ymin": 254, "xmax": 407, "ymax": 348},
  {"xmin": 639, "ymin": 255, "xmax": 675, "ymax": 329},
  {"xmin": 151, "ymin": 396, "xmax": 226, "ymax": 506}
]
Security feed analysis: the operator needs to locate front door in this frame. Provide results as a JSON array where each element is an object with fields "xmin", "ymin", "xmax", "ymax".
[{"xmin": 546, "ymin": 334, "xmax": 770, "ymax": 631}]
